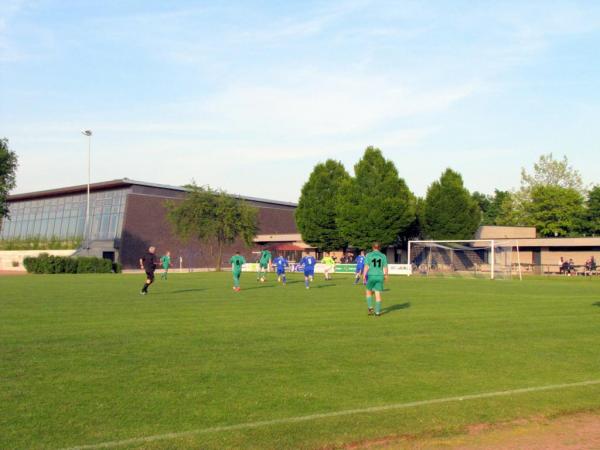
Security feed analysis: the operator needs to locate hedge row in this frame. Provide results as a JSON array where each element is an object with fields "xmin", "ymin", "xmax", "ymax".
[{"xmin": 23, "ymin": 254, "xmax": 122, "ymax": 274}]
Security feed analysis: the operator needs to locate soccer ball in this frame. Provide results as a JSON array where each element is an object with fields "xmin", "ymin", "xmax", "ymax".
[{"xmin": 260, "ymin": 277, "xmax": 265, "ymax": 283}]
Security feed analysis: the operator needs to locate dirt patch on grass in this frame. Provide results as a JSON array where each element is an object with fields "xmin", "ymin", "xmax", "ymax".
[{"xmin": 343, "ymin": 411, "xmax": 600, "ymax": 449}]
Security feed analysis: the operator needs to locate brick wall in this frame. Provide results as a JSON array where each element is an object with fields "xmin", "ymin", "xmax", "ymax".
[{"xmin": 120, "ymin": 194, "xmax": 297, "ymax": 269}]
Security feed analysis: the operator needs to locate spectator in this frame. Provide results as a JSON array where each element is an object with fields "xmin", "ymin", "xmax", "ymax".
[
  {"xmin": 568, "ymin": 258, "xmax": 575, "ymax": 276},
  {"xmin": 586, "ymin": 256, "xmax": 597, "ymax": 274},
  {"xmin": 558, "ymin": 256, "xmax": 565, "ymax": 274},
  {"xmin": 560, "ymin": 258, "xmax": 569, "ymax": 275}
]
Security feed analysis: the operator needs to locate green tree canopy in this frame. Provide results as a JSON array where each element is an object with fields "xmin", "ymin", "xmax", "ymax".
[
  {"xmin": 471, "ymin": 191, "xmax": 490, "ymax": 225},
  {"xmin": 167, "ymin": 184, "xmax": 258, "ymax": 270},
  {"xmin": 295, "ymin": 159, "xmax": 350, "ymax": 251},
  {"xmin": 528, "ymin": 185, "xmax": 585, "ymax": 237},
  {"xmin": 336, "ymin": 146, "xmax": 415, "ymax": 249},
  {"xmin": 521, "ymin": 153, "xmax": 585, "ymax": 193},
  {"xmin": 496, "ymin": 154, "xmax": 587, "ymax": 234},
  {"xmin": 583, "ymin": 186, "xmax": 600, "ymax": 236},
  {"xmin": 474, "ymin": 189, "xmax": 511, "ymax": 225},
  {"xmin": 422, "ymin": 168, "xmax": 480, "ymax": 240},
  {"xmin": 0, "ymin": 138, "xmax": 18, "ymax": 220}
]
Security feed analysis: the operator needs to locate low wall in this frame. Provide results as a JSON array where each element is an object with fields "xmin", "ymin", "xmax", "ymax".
[{"xmin": 0, "ymin": 250, "xmax": 77, "ymax": 272}]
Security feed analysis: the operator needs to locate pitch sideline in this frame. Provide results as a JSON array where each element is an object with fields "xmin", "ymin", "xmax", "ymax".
[{"xmin": 62, "ymin": 379, "xmax": 600, "ymax": 450}]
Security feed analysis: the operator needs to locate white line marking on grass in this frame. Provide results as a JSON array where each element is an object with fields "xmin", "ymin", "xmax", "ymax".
[{"xmin": 62, "ymin": 379, "xmax": 600, "ymax": 450}]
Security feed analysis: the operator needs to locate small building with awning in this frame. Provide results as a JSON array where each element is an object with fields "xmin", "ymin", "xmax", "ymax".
[{"xmin": 476, "ymin": 226, "xmax": 600, "ymax": 273}]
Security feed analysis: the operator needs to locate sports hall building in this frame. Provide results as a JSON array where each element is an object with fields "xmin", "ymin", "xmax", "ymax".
[
  {"xmin": 0, "ymin": 179, "xmax": 306, "ymax": 270},
  {"xmin": 476, "ymin": 226, "xmax": 600, "ymax": 274}
]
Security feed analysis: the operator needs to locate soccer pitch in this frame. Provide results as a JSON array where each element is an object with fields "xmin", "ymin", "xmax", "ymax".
[{"xmin": 2, "ymin": 273, "xmax": 600, "ymax": 449}]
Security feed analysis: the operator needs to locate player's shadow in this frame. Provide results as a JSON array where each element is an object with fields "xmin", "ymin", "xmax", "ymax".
[
  {"xmin": 171, "ymin": 288, "xmax": 207, "ymax": 294},
  {"xmin": 243, "ymin": 285, "xmax": 275, "ymax": 291},
  {"xmin": 285, "ymin": 280, "xmax": 303, "ymax": 285},
  {"xmin": 314, "ymin": 284, "xmax": 336, "ymax": 289},
  {"xmin": 381, "ymin": 302, "xmax": 411, "ymax": 315},
  {"xmin": 592, "ymin": 302, "xmax": 600, "ymax": 307}
]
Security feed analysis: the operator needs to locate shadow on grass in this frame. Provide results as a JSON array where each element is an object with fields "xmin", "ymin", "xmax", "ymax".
[
  {"xmin": 242, "ymin": 285, "xmax": 275, "ymax": 291},
  {"xmin": 381, "ymin": 302, "xmax": 411, "ymax": 315},
  {"xmin": 171, "ymin": 288, "xmax": 207, "ymax": 294},
  {"xmin": 313, "ymin": 284, "xmax": 336, "ymax": 289},
  {"xmin": 592, "ymin": 302, "xmax": 600, "ymax": 307}
]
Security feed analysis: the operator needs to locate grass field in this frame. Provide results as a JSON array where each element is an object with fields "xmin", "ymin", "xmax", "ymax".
[{"xmin": 2, "ymin": 272, "xmax": 600, "ymax": 449}]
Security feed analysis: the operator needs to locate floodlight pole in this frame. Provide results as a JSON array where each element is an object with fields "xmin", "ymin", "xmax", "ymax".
[{"xmin": 82, "ymin": 130, "xmax": 92, "ymax": 248}]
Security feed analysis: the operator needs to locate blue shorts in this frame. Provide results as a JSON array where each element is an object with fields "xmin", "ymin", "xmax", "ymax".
[
  {"xmin": 304, "ymin": 269, "xmax": 314, "ymax": 277},
  {"xmin": 355, "ymin": 266, "xmax": 364, "ymax": 274},
  {"xmin": 277, "ymin": 268, "xmax": 285, "ymax": 275}
]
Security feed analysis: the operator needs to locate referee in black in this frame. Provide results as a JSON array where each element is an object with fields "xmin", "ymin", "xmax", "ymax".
[{"xmin": 139, "ymin": 246, "xmax": 158, "ymax": 295}]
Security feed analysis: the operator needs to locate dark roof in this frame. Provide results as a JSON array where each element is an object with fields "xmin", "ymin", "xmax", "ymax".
[{"xmin": 8, "ymin": 178, "xmax": 297, "ymax": 207}]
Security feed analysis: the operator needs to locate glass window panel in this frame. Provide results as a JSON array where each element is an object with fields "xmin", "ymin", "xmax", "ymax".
[
  {"xmin": 115, "ymin": 212, "xmax": 124, "ymax": 238},
  {"xmin": 67, "ymin": 217, "xmax": 77, "ymax": 236},
  {"xmin": 33, "ymin": 217, "xmax": 42, "ymax": 236},
  {"xmin": 100, "ymin": 214, "xmax": 110, "ymax": 238},
  {"xmin": 108, "ymin": 214, "xmax": 117, "ymax": 238},
  {"xmin": 46, "ymin": 219, "xmax": 55, "ymax": 237},
  {"xmin": 21, "ymin": 220, "xmax": 30, "ymax": 237},
  {"xmin": 76, "ymin": 216, "xmax": 85, "ymax": 237},
  {"xmin": 60, "ymin": 217, "xmax": 69, "ymax": 237},
  {"xmin": 40, "ymin": 218, "xmax": 49, "ymax": 238}
]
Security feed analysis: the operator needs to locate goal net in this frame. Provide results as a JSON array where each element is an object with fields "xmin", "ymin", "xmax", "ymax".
[{"xmin": 408, "ymin": 240, "xmax": 521, "ymax": 280}]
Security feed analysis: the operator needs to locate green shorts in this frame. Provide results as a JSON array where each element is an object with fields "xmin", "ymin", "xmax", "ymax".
[
  {"xmin": 259, "ymin": 263, "xmax": 269, "ymax": 269},
  {"xmin": 233, "ymin": 271, "xmax": 241, "ymax": 279},
  {"xmin": 366, "ymin": 277, "xmax": 384, "ymax": 292}
]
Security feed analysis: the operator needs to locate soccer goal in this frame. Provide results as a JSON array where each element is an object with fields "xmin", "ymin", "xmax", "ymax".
[{"xmin": 407, "ymin": 240, "xmax": 522, "ymax": 280}]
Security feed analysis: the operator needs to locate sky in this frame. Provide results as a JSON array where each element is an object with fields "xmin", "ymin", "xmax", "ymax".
[{"xmin": 1, "ymin": 0, "xmax": 599, "ymax": 202}]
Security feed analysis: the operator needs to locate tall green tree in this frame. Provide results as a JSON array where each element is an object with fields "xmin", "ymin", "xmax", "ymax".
[
  {"xmin": 0, "ymin": 138, "xmax": 18, "ymax": 222},
  {"xmin": 486, "ymin": 190, "xmax": 510, "ymax": 225},
  {"xmin": 422, "ymin": 168, "xmax": 480, "ymax": 239},
  {"xmin": 496, "ymin": 154, "xmax": 587, "ymax": 233},
  {"xmin": 295, "ymin": 160, "xmax": 350, "ymax": 251},
  {"xmin": 471, "ymin": 191, "xmax": 490, "ymax": 225},
  {"xmin": 476, "ymin": 189, "xmax": 512, "ymax": 225},
  {"xmin": 583, "ymin": 186, "xmax": 600, "ymax": 236},
  {"xmin": 167, "ymin": 184, "xmax": 258, "ymax": 270},
  {"xmin": 521, "ymin": 153, "xmax": 585, "ymax": 193},
  {"xmin": 336, "ymin": 146, "xmax": 415, "ymax": 249},
  {"xmin": 528, "ymin": 185, "xmax": 585, "ymax": 237}
]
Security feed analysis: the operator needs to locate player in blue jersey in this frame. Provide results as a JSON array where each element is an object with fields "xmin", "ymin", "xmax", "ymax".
[
  {"xmin": 354, "ymin": 250, "xmax": 366, "ymax": 285},
  {"xmin": 300, "ymin": 252, "xmax": 316, "ymax": 289},
  {"xmin": 273, "ymin": 255, "xmax": 289, "ymax": 285}
]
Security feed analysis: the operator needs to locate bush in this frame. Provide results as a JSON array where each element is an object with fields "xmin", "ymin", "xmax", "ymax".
[
  {"xmin": 23, "ymin": 256, "xmax": 39, "ymax": 273},
  {"xmin": 22, "ymin": 255, "xmax": 118, "ymax": 274},
  {"xmin": 65, "ymin": 257, "xmax": 79, "ymax": 274}
]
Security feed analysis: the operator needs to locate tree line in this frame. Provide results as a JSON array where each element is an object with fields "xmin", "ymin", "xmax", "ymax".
[{"xmin": 296, "ymin": 147, "xmax": 599, "ymax": 251}]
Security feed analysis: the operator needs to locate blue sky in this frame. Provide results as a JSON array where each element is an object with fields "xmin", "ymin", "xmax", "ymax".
[{"xmin": 1, "ymin": 0, "xmax": 599, "ymax": 201}]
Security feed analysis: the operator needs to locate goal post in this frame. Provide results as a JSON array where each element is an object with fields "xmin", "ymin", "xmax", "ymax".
[{"xmin": 407, "ymin": 239, "xmax": 521, "ymax": 280}]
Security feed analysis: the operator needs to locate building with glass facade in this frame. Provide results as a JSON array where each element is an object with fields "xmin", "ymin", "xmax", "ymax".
[
  {"xmin": 1, "ymin": 179, "xmax": 299, "ymax": 269},
  {"xmin": 0, "ymin": 189, "xmax": 127, "ymax": 242}
]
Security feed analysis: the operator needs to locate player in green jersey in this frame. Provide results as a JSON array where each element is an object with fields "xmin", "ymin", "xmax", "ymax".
[
  {"xmin": 230, "ymin": 251, "xmax": 246, "ymax": 292},
  {"xmin": 160, "ymin": 251, "xmax": 172, "ymax": 280},
  {"xmin": 257, "ymin": 249, "xmax": 272, "ymax": 283},
  {"xmin": 363, "ymin": 243, "xmax": 388, "ymax": 316}
]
